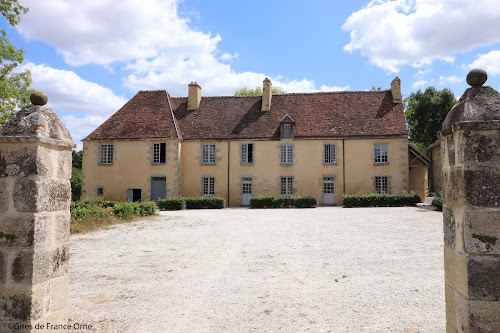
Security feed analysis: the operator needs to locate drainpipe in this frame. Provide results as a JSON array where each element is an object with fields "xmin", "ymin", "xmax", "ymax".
[
  {"xmin": 342, "ymin": 139, "xmax": 346, "ymax": 195},
  {"xmin": 227, "ymin": 140, "xmax": 230, "ymax": 206}
]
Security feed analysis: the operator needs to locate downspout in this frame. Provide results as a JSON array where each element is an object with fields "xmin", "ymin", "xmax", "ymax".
[
  {"xmin": 342, "ymin": 139, "xmax": 346, "ymax": 195},
  {"xmin": 227, "ymin": 140, "xmax": 230, "ymax": 206}
]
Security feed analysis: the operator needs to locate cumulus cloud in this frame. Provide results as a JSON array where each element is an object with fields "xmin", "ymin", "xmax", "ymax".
[
  {"xmin": 439, "ymin": 75, "xmax": 463, "ymax": 85},
  {"xmin": 16, "ymin": 0, "xmax": 346, "ymax": 98},
  {"xmin": 468, "ymin": 50, "xmax": 500, "ymax": 75},
  {"xmin": 342, "ymin": 0, "xmax": 500, "ymax": 72},
  {"xmin": 23, "ymin": 63, "xmax": 127, "ymax": 115},
  {"xmin": 220, "ymin": 52, "xmax": 239, "ymax": 61},
  {"xmin": 412, "ymin": 80, "xmax": 428, "ymax": 89}
]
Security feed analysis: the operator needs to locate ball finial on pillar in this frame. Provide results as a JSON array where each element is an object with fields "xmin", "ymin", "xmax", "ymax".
[
  {"xmin": 466, "ymin": 69, "xmax": 487, "ymax": 87},
  {"xmin": 30, "ymin": 91, "xmax": 48, "ymax": 106}
]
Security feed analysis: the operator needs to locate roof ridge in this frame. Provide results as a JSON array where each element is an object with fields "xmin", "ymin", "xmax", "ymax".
[{"xmin": 169, "ymin": 90, "xmax": 390, "ymax": 99}]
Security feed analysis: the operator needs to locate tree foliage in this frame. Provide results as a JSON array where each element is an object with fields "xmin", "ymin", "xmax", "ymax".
[
  {"xmin": 1, "ymin": 0, "xmax": 33, "ymax": 126},
  {"xmin": 235, "ymin": 86, "xmax": 286, "ymax": 96},
  {"xmin": 404, "ymin": 86, "xmax": 456, "ymax": 149}
]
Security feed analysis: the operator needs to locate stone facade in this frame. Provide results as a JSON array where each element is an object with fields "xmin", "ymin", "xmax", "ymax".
[
  {"xmin": 441, "ymin": 70, "xmax": 500, "ymax": 332},
  {"xmin": 0, "ymin": 104, "xmax": 75, "ymax": 332}
]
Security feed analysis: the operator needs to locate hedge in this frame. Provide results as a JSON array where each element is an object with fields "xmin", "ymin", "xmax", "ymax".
[
  {"xmin": 157, "ymin": 197, "xmax": 225, "ymax": 210},
  {"xmin": 71, "ymin": 199, "xmax": 157, "ymax": 220},
  {"xmin": 343, "ymin": 192, "xmax": 421, "ymax": 208},
  {"xmin": 431, "ymin": 191, "xmax": 443, "ymax": 211},
  {"xmin": 158, "ymin": 198, "xmax": 186, "ymax": 210},
  {"xmin": 249, "ymin": 195, "xmax": 318, "ymax": 208}
]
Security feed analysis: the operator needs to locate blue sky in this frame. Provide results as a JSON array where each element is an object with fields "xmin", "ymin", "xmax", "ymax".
[{"xmin": 4, "ymin": 0, "xmax": 500, "ymax": 149}]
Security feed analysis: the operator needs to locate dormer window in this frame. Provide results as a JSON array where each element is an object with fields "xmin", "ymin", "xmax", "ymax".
[
  {"xmin": 279, "ymin": 113, "xmax": 295, "ymax": 139},
  {"xmin": 282, "ymin": 123, "xmax": 292, "ymax": 138}
]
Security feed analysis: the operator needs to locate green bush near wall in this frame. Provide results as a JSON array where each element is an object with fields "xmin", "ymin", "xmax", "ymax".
[
  {"xmin": 70, "ymin": 199, "xmax": 157, "ymax": 220},
  {"xmin": 249, "ymin": 195, "xmax": 318, "ymax": 208},
  {"xmin": 431, "ymin": 191, "xmax": 443, "ymax": 211},
  {"xmin": 342, "ymin": 192, "xmax": 421, "ymax": 208},
  {"xmin": 157, "ymin": 197, "xmax": 226, "ymax": 210}
]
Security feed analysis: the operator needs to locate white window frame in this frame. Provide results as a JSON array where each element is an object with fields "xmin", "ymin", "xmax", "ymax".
[
  {"xmin": 100, "ymin": 144, "xmax": 114, "ymax": 165},
  {"xmin": 202, "ymin": 144, "xmax": 216, "ymax": 165},
  {"xmin": 375, "ymin": 176, "xmax": 389, "ymax": 194},
  {"xmin": 241, "ymin": 143, "xmax": 253, "ymax": 164},
  {"xmin": 280, "ymin": 177, "xmax": 293, "ymax": 196},
  {"xmin": 374, "ymin": 144, "xmax": 389, "ymax": 164},
  {"xmin": 282, "ymin": 123, "xmax": 293, "ymax": 139},
  {"xmin": 280, "ymin": 145, "xmax": 293, "ymax": 165},
  {"xmin": 202, "ymin": 177, "xmax": 215, "ymax": 196},
  {"xmin": 153, "ymin": 143, "xmax": 166, "ymax": 164},
  {"xmin": 324, "ymin": 144, "xmax": 336, "ymax": 164}
]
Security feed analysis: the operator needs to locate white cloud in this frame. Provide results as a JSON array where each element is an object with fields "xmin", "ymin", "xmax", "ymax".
[
  {"xmin": 21, "ymin": 63, "xmax": 128, "ymax": 144},
  {"xmin": 412, "ymin": 80, "xmax": 428, "ymax": 89},
  {"xmin": 17, "ymin": 0, "xmax": 345, "ymax": 97},
  {"xmin": 415, "ymin": 69, "xmax": 430, "ymax": 77},
  {"xmin": 468, "ymin": 50, "xmax": 500, "ymax": 75},
  {"xmin": 23, "ymin": 63, "xmax": 127, "ymax": 115},
  {"xmin": 439, "ymin": 75, "xmax": 463, "ymax": 85},
  {"xmin": 342, "ymin": 0, "xmax": 500, "ymax": 72},
  {"xmin": 220, "ymin": 52, "xmax": 239, "ymax": 61}
]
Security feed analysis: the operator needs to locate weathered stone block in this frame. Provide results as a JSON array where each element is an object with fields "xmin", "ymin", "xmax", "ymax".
[
  {"xmin": 0, "ymin": 290, "xmax": 31, "ymax": 321},
  {"xmin": 0, "ymin": 214, "xmax": 50, "ymax": 248},
  {"xmin": 464, "ymin": 209, "xmax": 500, "ymax": 254},
  {"xmin": 447, "ymin": 135, "xmax": 455, "ymax": 166},
  {"xmin": 0, "ymin": 252, "xmax": 4, "ymax": 285},
  {"xmin": 444, "ymin": 245, "xmax": 469, "ymax": 298},
  {"xmin": 0, "ymin": 145, "xmax": 46, "ymax": 178},
  {"xmin": 13, "ymin": 179, "xmax": 71, "ymax": 213},
  {"xmin": 464, "ymin": 130, "xmax": 500, "ymax": 163},
  {"xmin": 31, "ymin": 245, "xmax": 69, "ymax": 285},
  {"xmin": 53, "ymin": 213, "xmax": 70, "ymax": 245},
  {"xmin": 0, "ymin": 180, "xmax": 7, "ymax": 213},
  {"xmin": 443, "ymin": 167, "xmax": 465, "ymax": 205},
  {"xmin": 443, "ymin": 208, "xmax": 456, "ymax": 246},
  {"xmin": 48, "ymin": 274, "xmax": 68, "ymax": 313},
  {"xmin": 445, "ymin": 285, "xmax": 470, "ymax": 333},
  {"xmin": 469, "ymin": 299, "xmax": 500, "ymax": 332},
  {"xmin": 468, "ymin": 255, "xmax": 500, "ymax": 301},
  {"xmin": 464, "ymin": 169, "xmax": 500, "ymax": 208},
  {"xmin": 11, "ymin": 251, "xmax": 33, "ymax": 284}
]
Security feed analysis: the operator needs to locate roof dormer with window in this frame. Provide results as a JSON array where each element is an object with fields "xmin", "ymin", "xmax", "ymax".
[{"xmin": 279, "ymin": 114, "xmax": 295, "ymax": 140}]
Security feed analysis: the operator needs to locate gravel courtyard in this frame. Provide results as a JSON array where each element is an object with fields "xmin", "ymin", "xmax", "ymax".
[{"xmin": 68, "ymin": 207, "xmax": 444, "ymax": 333}]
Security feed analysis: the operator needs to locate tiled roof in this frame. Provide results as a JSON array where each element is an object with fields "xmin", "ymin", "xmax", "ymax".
[
  {"xmin": 84, "ymin": 90, "xmax": 407, "ymax": 141},
  {"xmin": 84, "ymin": 91, "xmax": 179, "ymax": 141}
]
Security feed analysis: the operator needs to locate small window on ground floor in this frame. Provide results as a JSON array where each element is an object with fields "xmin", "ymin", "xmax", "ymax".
[
  {"xmin": 202, "ymin": 177, "xmax": 215, "ymax": 196},
  {"xmin": 280, "ymin": 177, "xmax": 293, "ymax": 196},
  {"xmin": 375, "ymin": 176, "xmax": 389, "ymax": 194},
  {"xmin": 97, "ymin": 187, "xmax": 104, "ymax": 197}
]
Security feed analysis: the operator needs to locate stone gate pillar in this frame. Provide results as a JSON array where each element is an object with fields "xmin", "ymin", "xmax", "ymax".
[
  {"xmin": 441, "ymin": 69, "xmax": 500, "ymax": 332},
  {"xmin": 0, "ymin": 92, "xmax": 75, "ymax": 331}
]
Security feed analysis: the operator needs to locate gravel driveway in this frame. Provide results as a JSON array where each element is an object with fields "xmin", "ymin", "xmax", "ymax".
[{"xmin": 68, "ymin": 207, "xmax": 444, "ymax": 333}]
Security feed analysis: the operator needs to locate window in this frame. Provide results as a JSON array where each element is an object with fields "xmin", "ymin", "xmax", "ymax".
[
  {"xmin": 374, "ymin": 144, "xmax": 388, "ymax": 164},
  {"xmin": 375, "ymin": 176, "xmax": 389, "ymax": 194},
  {"xmin": 324, "ymin": 144, "xmax": 336, "ymax": 164},
  {"xmin": 100, "ymin": 144, "xmax": 114, "ymax": 165},
  {"xmin": 153, "ymin": 143, "xmax": 166, "ymax": 164},
  {"xmin": 242, "ymin": 177, "xmax": 252, "ymax": 194},
  {"xmin": 282, "ymin": 123, "xmax": 293, "ymax": 139},
  {"xmin": 202, "ymin": 177, "xmax": 215, "ymax": 196},
  {"xmin": 280, "ymin": 145, "xmax": 293, "ymax": 164},
  {"xmin": 241, "ymin": 143, "xmax": 253, "ymax": 164},
  {"xmin": 202, "ymin": 144, "xmax": 216, "ymax": 164},
  {"xmin": 280, "ymin": 177, "xmax": 293, "ymax": 196},
  {"xmin": 97, "ymin": 187, "xmax": 104, "ymax": 197}
]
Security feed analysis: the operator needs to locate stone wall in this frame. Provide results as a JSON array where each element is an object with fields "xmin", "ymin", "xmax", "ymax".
[
  {"xmin": 0, "ymin": 98, "xmax": 75, "ymax": 332},
  {"xmin": 441, "ymin": 70, "xmax": 500, "ymax": 332}
]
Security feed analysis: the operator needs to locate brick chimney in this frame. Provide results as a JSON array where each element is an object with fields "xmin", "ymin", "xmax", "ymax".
[
  {"xmin": 262, "ymin": 78, "xmax": 272, "ymax": 112},
  {"xmin": 391, "ymin": 77, "xmax": 402, "ymax": 103},
  {"xmin": 188, "ymin": 82, "xmax": 201, "ymax": 110}
]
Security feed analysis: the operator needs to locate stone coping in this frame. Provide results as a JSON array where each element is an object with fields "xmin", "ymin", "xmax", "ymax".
[
  {"xmin": 0, "ymin": 136, "xmax": 76, "ymax": 148},
  {"xmin": 438, "ymin": 120, "xmax": 500, "ymax": 137}
]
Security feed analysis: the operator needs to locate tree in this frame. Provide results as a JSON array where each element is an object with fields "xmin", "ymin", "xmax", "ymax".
[
  {"xmin": 404, "ymin": 86, "xmax": 456, "ymax": 150},
  {"xmin": 71, "ymin": 150, "xmax": 83, "ymax": 201},
  {"xmin": 235, "ymin": 86, "xmax": 286, "ymax": 96},
  {"xmin": 1, "ymin": 0, "xmax": 33, "ymax": 126}
]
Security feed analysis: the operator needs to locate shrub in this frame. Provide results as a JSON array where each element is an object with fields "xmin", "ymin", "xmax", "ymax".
[
  {"xmin": 71, "ymin": 167, "xmax": 82, "ymax": 201},
  {"xmin": 431, "ymin": 191, "xmax": 443, "ymax": 211},
  {"xmin": 250, "ymin": 195, "xmax": 318, "ymax": 208},
  {"xmin": 136, "ymin": 201, "xmax": 157, "ymax": 215},
  {"xmin": 343, "ymin": 192, "xmax": 421, "ymax": 208},
  {"xmin": 158, "ymin": 198, "xmax": 186, "ymax": 210},
  {"xmin": 111, "ymin": 202, "xmax": 135, "ymax": 219},
  {"xmin": 184, "ymin": 197, "xmax": 225, "ymax": 209}
]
